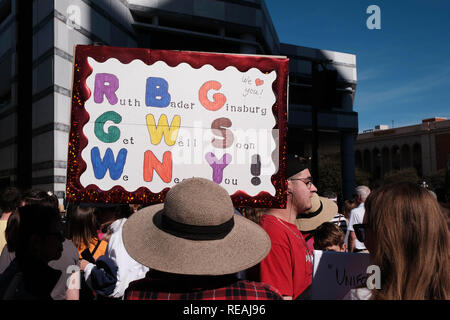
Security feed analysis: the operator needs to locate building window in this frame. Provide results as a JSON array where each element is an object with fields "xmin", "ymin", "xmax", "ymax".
[
  {"xmin": 0, "ymin": 0, "xmax": 12, "ymax": 25},
  {"xmin": 0, "ymin": 91, "xmax": 10, "ymax": 109}
]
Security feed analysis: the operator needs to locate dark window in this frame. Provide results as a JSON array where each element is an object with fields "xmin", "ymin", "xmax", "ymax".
[{"xmin": 0, "ymin": 0, "xmax": 12, "ymax": 24}]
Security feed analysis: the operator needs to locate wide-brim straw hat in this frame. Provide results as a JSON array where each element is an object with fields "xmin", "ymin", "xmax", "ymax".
[
  {"xmin": 122, "ymin": 178, "xmax": 271, "ymax": 276},
  {"xmin": 295, "ymin": 193, "xmax": 338, "ymax": 232}
]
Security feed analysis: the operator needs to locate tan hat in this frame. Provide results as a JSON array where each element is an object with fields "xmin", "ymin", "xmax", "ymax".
[
  {"xmin": 122, "ymin": 178, "xmax": 271, "ymax": 276},
  {"xmin": 295, "ymin": 193, "xmax": 338, "ymax": 232}
]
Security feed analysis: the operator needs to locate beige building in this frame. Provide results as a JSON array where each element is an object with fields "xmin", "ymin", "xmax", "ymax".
[{"xmin": 355, "ymin": 117, "xmax": 450, "ymax": 179}]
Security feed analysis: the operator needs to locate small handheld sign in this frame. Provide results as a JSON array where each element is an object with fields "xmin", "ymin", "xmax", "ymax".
[{"xmin": 311, "ymin": 250, "xmax": 371, "ymax": 300}]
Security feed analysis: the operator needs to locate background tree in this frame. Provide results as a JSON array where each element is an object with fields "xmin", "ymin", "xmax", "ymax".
[{"xmin": 382, "ymin": 167, "xmax": 420, "ymax": 185}]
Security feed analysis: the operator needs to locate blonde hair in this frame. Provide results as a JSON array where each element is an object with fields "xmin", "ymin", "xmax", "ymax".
[{"xmin": 364, "ymin": 182, "xmax": 450, "ymax": 300}]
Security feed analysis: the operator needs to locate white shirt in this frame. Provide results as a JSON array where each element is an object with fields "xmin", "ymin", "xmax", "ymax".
[
  {"xmin": 342, "ymin": 287, "xmax": 373, "ymax": 300},
  {"xmin": 84, "ymin": 218, "xmax": 149, "ymax": 299},
  {"xmin": 347, "ymin": 203, "xmax": 366, "ymax": 250}
]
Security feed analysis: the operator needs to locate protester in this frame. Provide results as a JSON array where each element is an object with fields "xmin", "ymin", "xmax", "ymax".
[
  {"xmin": 347, "ymin": 186, "xmax": 371, "ymax": 253},
  {"xmin": 347, "ymin": 182, "xmax": 449, "ymax": 300},
  {"xmin": 0, "ymin": 190, "xmax": 79, "ymax": 300},
  {"xmin": 67, "ymin": 204, "xmax": 110, "ymax": 300},
  {"xmin": 0, "ymin": 187, "xmax": 22, "ymax": 252},
  {"xmin": 313, "ymin": 222, "xmax": 346, "ymax": 252},
  {"xmin": 123, "ymin": 178, "xmax": 282, "ymax": 300},
  {"xmin": 0, "ymin": 205, "xmax": 64, "ymax": 299},
  {"xmin": 68, "ymin": 204, "xmax": 107, "ymax": 262},
  {"xmin": 247, "ymin": 154, "xmax": 317, "ymax": 300},
  {"xmin": 296, "ymin": 192, "xmax": 338, "ymax": 253},
  {"xmin": 82, "ymin": 204, "xmax": 149, "ymax": 299}
]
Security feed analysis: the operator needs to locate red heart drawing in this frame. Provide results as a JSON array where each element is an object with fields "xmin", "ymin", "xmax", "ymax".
[{"xmin": 255, "ymin": 78, "xmax": 264, "ymax": 86}]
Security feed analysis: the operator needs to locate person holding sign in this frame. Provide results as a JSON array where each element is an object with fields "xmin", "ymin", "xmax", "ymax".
[{"xmin": 254, "ymin": 154, "xmax": 317, "ymax": 300}]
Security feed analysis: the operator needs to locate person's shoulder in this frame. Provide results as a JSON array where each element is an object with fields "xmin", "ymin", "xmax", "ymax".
[
  {"xmin": 259, "ymin": 215, "xmax": 280, "ymax": 231},
  {"xmin": 260, "ymin": 216, "xmax": 287, "ymax": 238},
  {"xmin": 62, "ymin": 238, "xmax": 79, "ymax": 258},
  {"xmin": 110, "ymin": 218, "xmax": 127, "ymax": 233},
  {"xmin": 125, "ymin": 276, "xmax": 153, "ymax": 291},
  {"xmin": 237, "ymin": 280, "xmax": 283, "ymax": 300}
]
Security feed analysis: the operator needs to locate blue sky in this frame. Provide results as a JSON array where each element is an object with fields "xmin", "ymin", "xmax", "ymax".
[{"xmin": 265, "ymin": 0, "xmax": 450, "ymax": 132}]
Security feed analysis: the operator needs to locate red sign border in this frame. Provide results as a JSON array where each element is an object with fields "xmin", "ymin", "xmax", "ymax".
[{"xmin": 66, "ymin": 45, "xmax": 289, "ymax": 208}]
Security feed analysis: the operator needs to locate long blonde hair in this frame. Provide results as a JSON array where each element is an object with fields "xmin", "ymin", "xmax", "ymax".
[{"xmin": 364, "ymin": 182, "xmax": 450, "ymax": 300}]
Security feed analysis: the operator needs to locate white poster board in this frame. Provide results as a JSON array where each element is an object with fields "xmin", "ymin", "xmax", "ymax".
[{"xmin": 66, "ymin": 46, "xmax": 289, "ymax": 206}]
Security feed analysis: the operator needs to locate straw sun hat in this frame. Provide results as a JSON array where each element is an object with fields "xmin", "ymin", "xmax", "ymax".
[
  {"xmin": 122, "ymin": 178, "xmax": 271, "ymax": 276},
  {"xmin": 295, "ymin": 193, "xmax": 338, "ymax": 232}
]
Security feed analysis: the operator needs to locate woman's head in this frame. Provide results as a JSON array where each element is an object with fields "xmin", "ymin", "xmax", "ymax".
[
  {"xmin": 0, "ymin": 187, "xmax": 22, "ymax": 213},
  {"xmin": 68, "ymin": 205, "xmax": 98, "ymax": 249},
  {"xmin": 363, "ymin": 182, "xmax": 449, "ymax": 300},
  {"xmin": 17, "ymin": 205, "xmax": 64, "ymax": 263}
]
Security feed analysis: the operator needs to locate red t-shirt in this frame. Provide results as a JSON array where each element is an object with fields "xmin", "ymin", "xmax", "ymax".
[{"xmin": 258, "ymin": 214, "xmax": 313, "ymax": 299}]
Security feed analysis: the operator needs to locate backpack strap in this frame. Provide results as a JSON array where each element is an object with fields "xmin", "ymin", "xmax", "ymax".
[{"xmin": 91, "ymin": 239, "xmax": 102, "ymax": 256}]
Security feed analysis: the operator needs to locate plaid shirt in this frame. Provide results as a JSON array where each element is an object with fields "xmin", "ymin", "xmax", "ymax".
[{"xmin": 124, "ymin": 272, "xmax": 283, "ymax": 300}]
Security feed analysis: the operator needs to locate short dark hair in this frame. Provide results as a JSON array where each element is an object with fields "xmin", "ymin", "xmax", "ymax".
[
  {"xmin": 16, "ymin": 205, "xmax": 61, "ymax": 258},
  {"xmin": 313, "ymin": 222, "xmax": 345, "ymax": 250},
  {"xmin": 286, "ymin": 154, "xmax": 310, "ymax": 178},
  {"xmin": 0, "ymin": 187, "xmax": 22, "ymax": 213},
  {"xmin": 21, "ymin": 189, "xmax": 59, "ymax": 209}
]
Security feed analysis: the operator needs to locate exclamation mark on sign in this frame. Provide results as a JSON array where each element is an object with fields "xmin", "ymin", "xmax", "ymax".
[{"xmin": 251, "ymin": 154, "xmax": 261, "ymax": 186}]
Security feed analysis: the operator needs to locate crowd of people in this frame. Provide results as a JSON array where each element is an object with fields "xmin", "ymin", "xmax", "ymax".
[{"xmin": 0, "ymin": 154, "xmax": 448, "ymax": 300}]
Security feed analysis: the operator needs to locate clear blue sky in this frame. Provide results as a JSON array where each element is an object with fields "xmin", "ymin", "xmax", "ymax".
[{"xmin": 265, "ymin": 0, "xmax": 450, "ymax": 133}]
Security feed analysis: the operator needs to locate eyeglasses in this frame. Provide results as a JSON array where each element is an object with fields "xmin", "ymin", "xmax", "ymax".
[
  {"xmin": 353, "ymin": 223, "xmax": 368, "ymax": 243},
  {"xmin": 289, "ymin": 177, "xmax": 313, "ymax": 189}
]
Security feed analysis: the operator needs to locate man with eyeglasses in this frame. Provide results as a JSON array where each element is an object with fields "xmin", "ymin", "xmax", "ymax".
[
  {"xmin": 347, "ymin": 186, "xmax": 371, "ymax": 253},
  {"xmin": 255, "ymin": 153, "xmax": 318, "ymax": 300}
]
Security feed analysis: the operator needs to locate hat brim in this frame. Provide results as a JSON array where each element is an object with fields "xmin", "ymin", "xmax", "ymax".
[
  {"xmin": 123, "ymin": 204, "xmax": 271, "ymax": 276},
  {"xmin": 295, "ymin": 197, "xmax": 338, "ymax": 232}
]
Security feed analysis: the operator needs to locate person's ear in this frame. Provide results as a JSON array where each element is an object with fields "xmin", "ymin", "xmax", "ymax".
[{"xmin": 341, "ymin": 243, "xmax": 347, "ymax": 252}]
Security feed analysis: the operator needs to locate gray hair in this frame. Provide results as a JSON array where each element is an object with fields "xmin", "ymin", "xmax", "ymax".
[{"xmin": 355, "ymin": 186, "xmax": 371, "ymax": 202}]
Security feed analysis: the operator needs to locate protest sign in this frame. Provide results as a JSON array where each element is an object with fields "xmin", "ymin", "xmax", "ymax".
[
  {"xmin": 311, "ymin": 250, "xmax": 371, "ymax": 300},
  {"xmin": 66, "ymin": 45, "xmax": 289, "ymax": 207}
]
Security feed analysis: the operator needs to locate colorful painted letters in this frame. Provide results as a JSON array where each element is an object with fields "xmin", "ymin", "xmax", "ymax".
[
  {"xmin": 146, "ymin": 114, "xmax": 181, "ymax": 146},
  {"xmin": 91, "ymin": 74, "xmax": 239, "ymax": 186}
]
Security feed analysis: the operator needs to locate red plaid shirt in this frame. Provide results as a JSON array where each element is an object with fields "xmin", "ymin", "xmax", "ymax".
[{"xmin": 124, "ymin": 272, "xmax": 283, "ymax": 300}]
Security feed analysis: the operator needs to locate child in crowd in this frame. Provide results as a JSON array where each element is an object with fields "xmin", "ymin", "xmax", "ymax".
[{"xmin": 313, "ymin": 222, "xmax": 347, "ymax": 252}]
